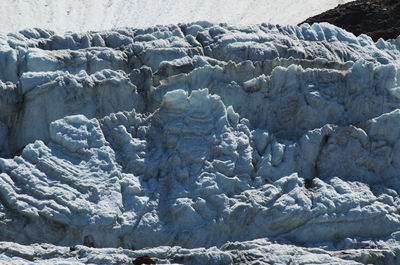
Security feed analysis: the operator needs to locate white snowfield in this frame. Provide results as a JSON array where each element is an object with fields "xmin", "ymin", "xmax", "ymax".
[
  {"xmin": 1, "ymin": 22, "xmax": 400, "ymax": 264},
  {"xmin": 0, "ymin": 0, "xmax": 354, "ymax": 33}
]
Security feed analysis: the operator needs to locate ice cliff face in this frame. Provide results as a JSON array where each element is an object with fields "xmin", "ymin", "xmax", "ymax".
[{"xmin": 1, "ymin": 22, "xmax": 400, "ymax": 264}]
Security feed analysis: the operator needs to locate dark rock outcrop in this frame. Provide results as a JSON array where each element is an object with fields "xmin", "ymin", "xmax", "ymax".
[{"xmin": 301, "ymin": 0, "xmax": 400, "ymax": 41}]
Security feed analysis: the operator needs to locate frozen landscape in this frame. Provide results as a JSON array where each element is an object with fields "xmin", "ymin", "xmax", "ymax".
[{"xmin": 2, "ymin": 1, "xmax": 400, "ymax": 265}]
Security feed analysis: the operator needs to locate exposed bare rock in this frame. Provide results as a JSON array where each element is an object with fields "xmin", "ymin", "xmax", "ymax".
[{"xmin": 301, "ymin": 0, "xmax": 400, "ymax": 41}]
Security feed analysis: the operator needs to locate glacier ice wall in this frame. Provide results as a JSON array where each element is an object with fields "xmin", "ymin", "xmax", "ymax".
[{"xmin": 1, "ymin": 22, "xmax": 400, "ymax": 264}]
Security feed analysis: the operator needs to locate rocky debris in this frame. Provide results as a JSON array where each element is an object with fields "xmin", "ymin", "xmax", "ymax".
[
  {"xmin": 301, "ymin": 0, "xmax": 400, "ymax": 41},
  {"xmin": 133, "ymin": 256, "xmax": 156, "ymax": 265}
]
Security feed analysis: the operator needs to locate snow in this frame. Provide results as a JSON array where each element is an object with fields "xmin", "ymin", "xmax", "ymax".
[
  {"xmin": 0, "ymin": 0, "xmax": 355, "ymax": 34},
  {"xmin": 1, "ymin": 20, "xmax": 400, "ymax": 264}
]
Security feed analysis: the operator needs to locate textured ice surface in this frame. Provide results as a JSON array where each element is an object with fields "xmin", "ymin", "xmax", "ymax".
[
  {"xmin": 1, "ymin": 22, "xmax": 400, "ymax": 264},
  {"xmin": 2, "ymin": 239, "xmax": 399, "ymax": 265}
]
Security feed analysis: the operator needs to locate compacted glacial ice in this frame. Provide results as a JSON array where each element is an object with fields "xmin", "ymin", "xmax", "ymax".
[{"xmin": 1, "ymin": 22, "xmax": 400, "ymax": 264}]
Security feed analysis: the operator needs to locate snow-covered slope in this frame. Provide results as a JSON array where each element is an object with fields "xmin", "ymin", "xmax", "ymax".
[
  {"xmin": 0, "ymin": 0, "xmax": 355, "ymax": 33},
  {"xmin": 1, "ymin": 22, "xmax": 400, "ymax": 264}
]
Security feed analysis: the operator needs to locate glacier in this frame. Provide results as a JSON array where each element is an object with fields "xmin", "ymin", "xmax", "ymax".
[{"xmin": 1, "ymin": 22, "xmax": 400, "ymax": 264}]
